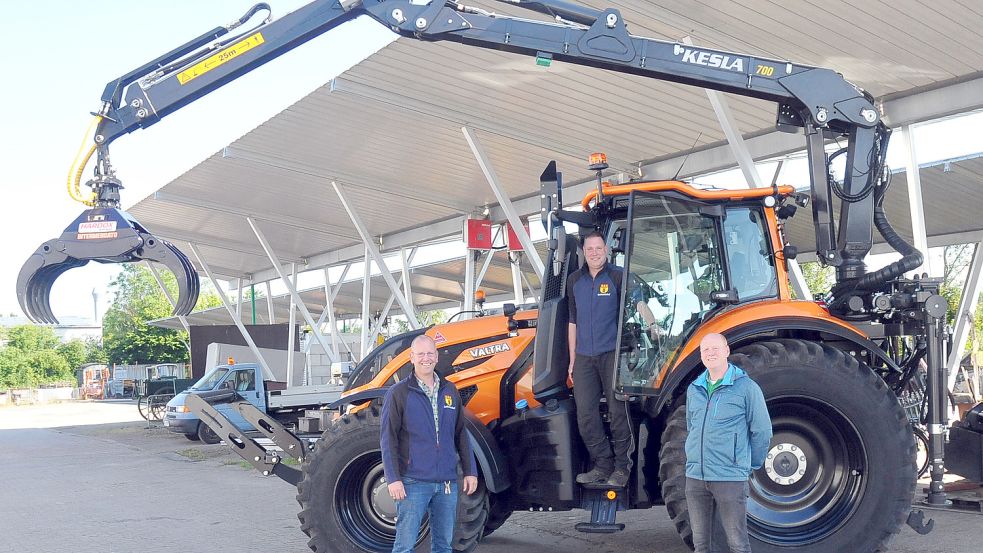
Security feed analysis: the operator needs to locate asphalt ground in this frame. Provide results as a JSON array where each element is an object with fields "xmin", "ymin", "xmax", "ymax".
[{"xmin": 0, "ymin": 401, "xmax": 979, "ymax": 553}]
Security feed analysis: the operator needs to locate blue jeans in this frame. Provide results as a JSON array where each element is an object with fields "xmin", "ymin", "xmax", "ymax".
[
  {"xmin": 685, "ymin": 477, "xmax": 751, "ymax": 553},
  {"xmin": 393, "ymin": 477, "xmax": 458, "ymax": 553}
]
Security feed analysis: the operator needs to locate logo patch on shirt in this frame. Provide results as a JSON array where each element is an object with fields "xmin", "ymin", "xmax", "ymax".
[
  {"xmin": 598, "ymin": 283, "xmax": 610, "ymax": 296},
  {"xmin": 444, "ymin": 394, "xmax": 454, "ymax": 408}
]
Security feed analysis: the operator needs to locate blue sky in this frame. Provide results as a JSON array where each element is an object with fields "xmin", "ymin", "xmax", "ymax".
[{"xmin": 0, "ymin": 1, "xmax": 395, "ymax": 320}]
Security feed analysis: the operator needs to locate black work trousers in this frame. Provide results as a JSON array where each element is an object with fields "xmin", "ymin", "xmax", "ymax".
[{"xmin": 572, "ymin": 351, "xmax": 633, "ymax": 471}]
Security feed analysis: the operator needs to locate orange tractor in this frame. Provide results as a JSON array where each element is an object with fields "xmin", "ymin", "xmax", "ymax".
[{"xmin": 22, "ymin": 0, "xmax": 982, "ymax": 552}]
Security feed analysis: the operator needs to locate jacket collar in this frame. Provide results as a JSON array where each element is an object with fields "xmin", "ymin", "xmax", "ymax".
[{"xmin": 694, "ymin": 362, "xmax": 744, "ymax": 390}]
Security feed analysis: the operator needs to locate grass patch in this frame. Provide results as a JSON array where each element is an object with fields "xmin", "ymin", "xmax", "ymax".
[{"xmin": 177, "ymin": 448, "xmax": 206, "ymax": 461}]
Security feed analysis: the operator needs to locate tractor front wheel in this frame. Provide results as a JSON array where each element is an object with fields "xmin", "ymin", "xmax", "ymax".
[{"xmin": 296, "ymin": 405, "xmax": 488, "ymax": 553}]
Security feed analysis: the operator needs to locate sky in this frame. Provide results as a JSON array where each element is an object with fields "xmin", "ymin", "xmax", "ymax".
[{"xmin": 0, "ymin": 1, "xmax": 396, "ymax": 322}]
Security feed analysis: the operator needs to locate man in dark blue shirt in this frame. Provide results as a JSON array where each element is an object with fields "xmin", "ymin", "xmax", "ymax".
[{"xmin": 566, "ymin": 231, "xmax": 651, "ymax": 488}]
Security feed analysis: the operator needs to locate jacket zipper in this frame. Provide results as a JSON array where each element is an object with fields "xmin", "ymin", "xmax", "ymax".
[{"xmin": 700, "ymin": 385, "xmax": 711, "ymax": 480}]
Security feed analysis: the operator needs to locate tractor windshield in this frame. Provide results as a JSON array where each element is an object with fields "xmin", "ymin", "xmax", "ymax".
[{"xmin": 614, "ymin": 192, "xmax": 725, "ymax": 394}]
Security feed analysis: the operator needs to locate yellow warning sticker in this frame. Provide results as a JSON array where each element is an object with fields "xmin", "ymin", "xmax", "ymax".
[{"xmin": 177, "ymin": 32, "xmax": 266, "ymax": 85}]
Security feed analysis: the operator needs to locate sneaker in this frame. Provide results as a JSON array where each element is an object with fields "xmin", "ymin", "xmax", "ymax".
[
  {"xmin": 576, "ymin": 466, "xmax": 613, "ymax": 484},
  {"xmin": 606, "ymin": 468, "xmax": 630, "ymax": 488}
]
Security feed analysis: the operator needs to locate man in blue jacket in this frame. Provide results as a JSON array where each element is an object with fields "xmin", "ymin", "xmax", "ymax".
[
  {"xmin": 685, "ymin": 333, "xmax": 772, "ymax": 553},
  {"xmin": 381, "ymin": 334, "xmax": 479, "ymax": 553}
]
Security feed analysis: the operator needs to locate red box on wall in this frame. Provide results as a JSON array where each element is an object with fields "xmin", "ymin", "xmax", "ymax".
[
  {"xmin": 507, "ymin": 222, "xmax": 530, "ymax": 252},
  {"xmin": 465, "ymin": 219, "xmax": 492, "ymax": 250}
]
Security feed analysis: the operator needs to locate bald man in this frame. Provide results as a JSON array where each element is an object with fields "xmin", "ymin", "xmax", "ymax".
[
  {"xmin": 684, "ymin": 334, "xmax": 772, "ymax": 553},
  {"xmin": 381, "ymin": 334, "xmax": 478, "ymax": 553}
]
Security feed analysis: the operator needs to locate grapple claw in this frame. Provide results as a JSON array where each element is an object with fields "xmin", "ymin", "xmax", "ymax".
[{"xmin": 16, "ymin": 207, "xmax": 200, "ymax": 324}]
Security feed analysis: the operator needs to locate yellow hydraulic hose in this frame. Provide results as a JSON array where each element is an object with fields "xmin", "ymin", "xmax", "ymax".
[{"xmin": 67, "ymin": 116, "xmax": 103, "ymax": 206}]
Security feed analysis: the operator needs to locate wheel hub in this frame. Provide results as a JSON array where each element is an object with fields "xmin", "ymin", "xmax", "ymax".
[
  {"xmin": 764, "ymin": 442, "xmax": 808, "ymax": 486},
  {"xmin": 370, "ymin": 476, "xmax": 397, "ymax": 523}
]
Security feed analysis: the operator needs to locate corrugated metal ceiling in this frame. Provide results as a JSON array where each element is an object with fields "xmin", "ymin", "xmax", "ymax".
[{"xmin": 130, "ymin": 0, "xmax": 983, "ymax": 320}]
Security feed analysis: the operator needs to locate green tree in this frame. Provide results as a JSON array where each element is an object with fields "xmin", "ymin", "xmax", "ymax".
[
  {"xmin": 56, "ymin": 340, "xmax": 88, "ymax": 372},
  {"xmin": 102, "ymin": 265, "xmax": 222, "ymax": 364},
  {"xmin": 799, "ymin": 261, "xmax": 834, "ymax": 298},
  {"xmin": 5, "ymin": 325, "xmax": 59, "ymax": 352}
]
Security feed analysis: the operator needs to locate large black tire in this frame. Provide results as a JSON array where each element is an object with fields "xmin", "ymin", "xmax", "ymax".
[
  {"xmin": 659, "ymin": 339, "xmax": 915, "ymax": 553},
  {"xmin": 658, "ymin": 404, "xmax": 694, "ymax": 549},
  {"xmin": 481, "ymin": 492, "xmax": 512, "ymax": 538},
  {"xmin": 296, "ymin": 406, "xmax": 488, "ymax": 553},
  {"xmin": 197, "ymin": 420, "xmax": 221, "ymax": 444},
  {"xmin": 184, "ymin": 432, "xmax": 200, "ymax": 442}
]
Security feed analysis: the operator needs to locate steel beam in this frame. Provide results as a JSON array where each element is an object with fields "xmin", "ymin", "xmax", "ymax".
[
  {"xmin": 236, "ymin": 277, "xmax": 244, "ymax": 320},
  {"xmin": 400, "ymin": 248, "xmax": 418, "ymax": 325},
  {"xmin": 462, "ymin": 126, "xmax": 545, "ymax": 280},
  {"xmin": 369, "ymin": 249, "xmax": 418, "ymax": 344},
  {"xmin": 948, "ymin": 241, "xmax": 983, "ymax": 396},
  {"xmin": 265, "ymin": 281, "xmax": 275, "ymax": 323},
  {"xmin": 145, "ymin": 262, "xmax": 190, "ymax": 332},
  {"xmin": 286, "ymin": 264, "xmax": 297, "ymax": 387},
  {"xmin": 511, "ymin": 253, "xmax": 524, "ymax": 304},
  {"xmin": 361, "ymin": 248, "xmax": 371, "ymax": 359},
  {"xmin": 188, "ymin": 243, "xmax": 275, "ymax": 381},
  {"xmin": 247, "ymin": 217, "xmax": 339, "ymax": 366},
  {"xmin": 463, "ymin": 250, "xmax": 476, "ymax": 319},
  {"xmin": 901, "ymin": 125, "xmax": 933, "ymax": 275},
  {"xmin": 332, "ymin": 180, "xmax": 421, "ymax": 330}
]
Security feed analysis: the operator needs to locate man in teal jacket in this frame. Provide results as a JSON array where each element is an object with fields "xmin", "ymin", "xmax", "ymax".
[{"xmin": 685, "ymin": 333, "xmax": 772, "ymax": 553}]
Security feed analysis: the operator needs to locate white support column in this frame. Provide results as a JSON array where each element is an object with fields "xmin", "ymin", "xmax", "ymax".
[
  {"xmin": 265, "ymin": 281, "xmax": 275, "ymax": 323},
  {"xmin": 463, "ymin": 250, "xmax": 476, "ymax": 319},
  {"xmin": 685, "ymin": 37, "xmax": 811, "ymax": 300},
  {"xmin": 400, "ymin": 248, "xmax": 417, "ymax": 325},
  {"xmin": 332, "ymin": 180, "xmax": 420, "ymax": 329},
  {"xmin": 145, "ymin": 262, "xmax": 190, "ymax": 332},
  {"xmin": 247, "ymin": 218, "xmax": 339, "ymax": 367},
  {"xmin": 462, "ymin": 126, "xmax": 545, "ymax": 280},
  {"xmin": 188, "ymin": 244, "xmax": 275, "ymax": 381},
  {"xmin": 369, "ymin": 249, "xmax": 419, "ymax": 344},
  {"xmin": 286, "ymin": 264, "xmax": 297, "ymax": 387},
  {"xmin": 236, "ymin": 277, "xmax": 244, "ymax": 320},
  {"xmin": 948, "ymin": 241, "xmax": 983, "ymax": 394},
  {"xmin": 511, "ymin": 253, "xmax": 524, "ymax": 304},
  {"xmin": 902, "ymin": 125, "xmax": 933, "ymax": 275},
  {"xmin": 304, "ymin": 263, "xmax": 352, "ymax": 354},
  {"xmin": 519, "ymin": 268, "xmax": 537, "ymax": 301},
  {"xmin": 361, "ymin": 247, "xmax": 372, "ymax": 359}
]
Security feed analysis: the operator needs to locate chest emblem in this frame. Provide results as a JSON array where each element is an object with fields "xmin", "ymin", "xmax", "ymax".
[
  {"xmin": 599, "ymin": 283, "xmax": 610, "ymax": 295},
  {"xmin": 444, "ymin": 394, "xmax": 453, "ymax": 407}
]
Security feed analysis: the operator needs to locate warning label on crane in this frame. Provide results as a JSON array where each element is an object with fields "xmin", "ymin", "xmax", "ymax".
[{"xmin": 178, "ymin": 32, "xmax": 266, "ymax": 85}]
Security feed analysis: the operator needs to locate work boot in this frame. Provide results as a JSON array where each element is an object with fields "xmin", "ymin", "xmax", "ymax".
[
  {"xmin": 606, "ymin": 468, "xmax": 630, "ymax": 488},
  {"xmin": 576, "ymin": 466, "xmax": 612, "ymax": 484}
]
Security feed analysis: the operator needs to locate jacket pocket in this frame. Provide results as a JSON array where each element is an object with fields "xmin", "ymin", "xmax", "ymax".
[{"xmin": 733, "ymin": 433, "xmax": 738, "ymax": 464}]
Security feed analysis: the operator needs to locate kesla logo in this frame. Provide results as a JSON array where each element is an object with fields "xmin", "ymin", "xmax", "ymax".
[
  {"xmin": 674, "ymin": 45, "xmax": 744, "ymax": 72},
  {"xmin": 469, "ymin": 343, "xmax": 511, "ymax": 359}
]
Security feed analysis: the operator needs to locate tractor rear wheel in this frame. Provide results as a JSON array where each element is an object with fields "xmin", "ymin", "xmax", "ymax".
[
  {"xmin": 660, "ymin": 339, "xmax": 915, "ymax": 553},
  {"xmin": 296, "ymin": 405, "xmax": 488, "ymax": 553}
]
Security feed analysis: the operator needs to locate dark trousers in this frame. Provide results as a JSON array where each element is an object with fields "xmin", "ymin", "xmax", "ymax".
[
  {"xmin": 685, "ymin": 478, "xmax": 752, "ymax": 553},
  {"xmin": 573, "ymin": 351, "xmax": 633, "ymax": 471}
]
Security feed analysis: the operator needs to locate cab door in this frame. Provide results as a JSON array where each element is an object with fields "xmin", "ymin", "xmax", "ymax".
[{"xmin": 613, "ymin": 191, "xmax": 726, "ymax": 396}]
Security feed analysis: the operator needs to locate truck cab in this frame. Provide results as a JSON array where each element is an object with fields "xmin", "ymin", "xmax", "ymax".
[{"xmin": 164, "ymin": 363, "xmax": 265, "ymax": 443}]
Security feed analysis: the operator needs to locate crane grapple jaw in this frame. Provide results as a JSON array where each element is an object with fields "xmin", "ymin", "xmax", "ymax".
[{"xmin": 17, "ymin": 207, "xmax": 199, "ymax": 324}]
